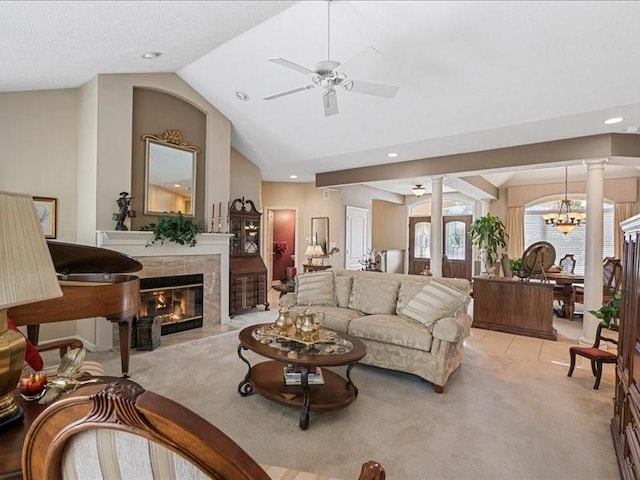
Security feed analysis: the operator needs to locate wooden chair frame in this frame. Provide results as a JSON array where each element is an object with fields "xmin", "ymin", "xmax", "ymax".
[
  {"xmin": 567, "ymin": 322, "xmax": 618, "ymax": 389},
  {"xmin": 22, "ymin": 378, "xmax": 385, "ymax": 480}
]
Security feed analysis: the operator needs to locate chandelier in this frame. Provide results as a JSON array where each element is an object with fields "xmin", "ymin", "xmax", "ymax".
[
  {"xmin": 542, "ymin": 167, "xmax": 585, "ymax": 235},
  {"xmin": 412, "ymin": 184, "xmax": 426, "ymax": 197}
]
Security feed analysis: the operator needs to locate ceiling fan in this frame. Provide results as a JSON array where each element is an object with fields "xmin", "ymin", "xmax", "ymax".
[{"xmin": 262, "ymin": 0, "xmax": 399, "ymax": 117}]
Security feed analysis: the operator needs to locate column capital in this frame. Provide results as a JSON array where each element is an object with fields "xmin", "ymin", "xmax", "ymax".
[
  {"xmin": 583, "ymin": 158, "xmax": 608, "ymax": 168},
  {"xmin": 429, "ymin": 175, "xmax": 446, "ymax": 183}
]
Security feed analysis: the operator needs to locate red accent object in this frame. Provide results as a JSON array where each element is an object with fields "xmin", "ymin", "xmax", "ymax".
[
  {"xmin": 273, "ymin": 241, "xmax": 287, "ymax": 254},
  {"xmin": 7, "ymin": 317, "xmax": 44, "ymax": 371},
  {"xmin": 286, "ymin": 267, "xmax": 297, "ymax": 279}
]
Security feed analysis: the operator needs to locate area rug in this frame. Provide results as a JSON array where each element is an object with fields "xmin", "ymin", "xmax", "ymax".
[{"xmin": 98, "ymin": 330, "xmax": 618, "ymax": 480}]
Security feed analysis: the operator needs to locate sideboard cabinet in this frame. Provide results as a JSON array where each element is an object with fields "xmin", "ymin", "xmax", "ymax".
[
  {"xmin": 612, "ymin": 213, "xmax": 640, "ymax": 478},
  {"xmin": 229, "ymin": 197, "xmax": 268, "ymax": 316}
]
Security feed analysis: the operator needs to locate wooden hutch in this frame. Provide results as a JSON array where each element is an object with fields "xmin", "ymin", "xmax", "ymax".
[
  {"xmin": 612, "ymin": 213, "xmax": 640, "ymax": 478},
  {"xmin": 228, "ymin": 197, "xmax": 269, "ymax": 316}
]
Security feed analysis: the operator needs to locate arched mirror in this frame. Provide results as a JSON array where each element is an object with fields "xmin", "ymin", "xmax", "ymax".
[
  {"xmin": 142, "ymin": 129, "xmax": 198, "ymax": 217},
  {"xmin": 311, "ymin": 217, "xmax": 329, "ymax": 255}
]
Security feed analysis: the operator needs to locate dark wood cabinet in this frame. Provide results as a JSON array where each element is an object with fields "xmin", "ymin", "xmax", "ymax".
[
  {"xmin": 229, "ymin": 197, "xmax": 268, "ymax": 316},
  {"xmin": 612, "ymin": 214, "xmax": 640, "ymax": 479},
  {"xmin": 472, "ymin": 276, "xmax": 556, "ymax": 340}
]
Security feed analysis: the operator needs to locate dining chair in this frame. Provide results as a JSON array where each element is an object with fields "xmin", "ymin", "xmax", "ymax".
[
  {"xmin": 567, "ymin": 322, "xmax": 618, "ymax": 389},
  {"xmin": 553, "ymin": 254, "xmax": 578, "ymax": 318},
  {"xmin": 574, "ymin": 257, "xmax": 622, "ymax": 308}
]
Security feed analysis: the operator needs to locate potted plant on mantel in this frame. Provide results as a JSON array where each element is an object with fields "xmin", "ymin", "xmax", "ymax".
[
  {"xmin": 141, "ymin": 213, "xmax": 205, "ymax": 247},
  {"xmin": 468, "ymin": 213, "xmax": 509, "ymax": 277}
]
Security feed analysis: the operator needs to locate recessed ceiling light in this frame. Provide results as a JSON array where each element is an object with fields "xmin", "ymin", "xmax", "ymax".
[
  {"xmin": 604, "ymin": 117, "xmax": 623, "ymax": 125},
  {"xmin": 387, "ymin": 152, "xmax": 398, "ymax": 158},
  {"xmin": 289, "ymin": 175, "xmax": 298, "ymax": 179},
  {"xmin": 235, "ymin": 91, "xmax": 249, "ymax": 101},
  {"xmin": 142, "ymin": 51, "xmax": 162, "ymax": 60},
  {"xmin": 173, "ymin": 184, "xmax": 181, "ymax": 188},
  {"xmin": 626, "ymin": 126, "xmax": 640, "ymax": 133}
]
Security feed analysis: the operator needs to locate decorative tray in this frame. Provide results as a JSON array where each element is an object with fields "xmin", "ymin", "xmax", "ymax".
[{"xmin": 253, "ymin": 324, "xmax": 352, "ymax": 355}]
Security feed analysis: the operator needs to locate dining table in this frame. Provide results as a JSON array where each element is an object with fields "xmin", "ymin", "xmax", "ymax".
[{"xmin": 545, "ymin": 271, "xmax": 584, "ymax": 320}]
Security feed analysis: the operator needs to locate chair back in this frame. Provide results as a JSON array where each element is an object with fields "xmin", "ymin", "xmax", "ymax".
[
  {"xmin": 22, "ymin": 378, "xmax": 272, "ymax": 480},
  {"xmin": 559, "ymin": 254, "xmax": 576, "ymax": 273},
  {"xmin": 501, "ymin": 254, "xmax": 512, "ymax": 277},
  {"xmin": 603, "ymin": 258, "xmax": 622, "ymax": 295},
  {"xmin": 592, "ymin": 322, "xmax": 619, "ymax": 350}
]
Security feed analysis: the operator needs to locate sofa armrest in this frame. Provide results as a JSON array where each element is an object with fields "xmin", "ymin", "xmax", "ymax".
[
  {"xmin": 432, "ymin": 313, "xmax": 472, "ymax": 343},
  {"xmin": 280, "ymin": 292, "xmax": 297, "ymax": 308}
]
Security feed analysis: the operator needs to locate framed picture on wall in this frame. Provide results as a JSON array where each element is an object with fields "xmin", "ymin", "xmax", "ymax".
[{"xmin": 33, "ymin": 196, "xmax": 57, "ymax": 239}]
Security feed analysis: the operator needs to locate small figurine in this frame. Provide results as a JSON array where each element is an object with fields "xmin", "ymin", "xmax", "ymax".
[{"xmin": 113, "ymin": 192, "xmax": 135, "ymax": 230}]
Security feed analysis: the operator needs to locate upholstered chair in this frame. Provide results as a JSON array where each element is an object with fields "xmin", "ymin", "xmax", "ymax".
[
  {"xmin": 22, "ymin": 378, "xmax": 385, "ymax": 480},
  {"xmin": 567, "ymin": 322, "xmax": 618, "ymax": 389}
]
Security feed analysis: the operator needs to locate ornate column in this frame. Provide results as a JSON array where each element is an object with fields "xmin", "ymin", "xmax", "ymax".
[
  {"xmin": 582, "ymin": 159, "xmax": 607, "ymax": 344},
  {"xmin": 430, "ymin": 176, "xmax": 444, "ymax": 276}
]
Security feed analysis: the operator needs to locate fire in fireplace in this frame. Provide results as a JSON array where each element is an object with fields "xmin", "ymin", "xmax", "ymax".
[{"xmin": 139, "ymin": 274, "xmax": 204, "ymax": 336}]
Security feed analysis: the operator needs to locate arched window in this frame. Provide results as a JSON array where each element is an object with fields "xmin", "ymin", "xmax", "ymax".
[{"xmin": 524, "ymin": 198, "xmax": 614, "ymax": 275}]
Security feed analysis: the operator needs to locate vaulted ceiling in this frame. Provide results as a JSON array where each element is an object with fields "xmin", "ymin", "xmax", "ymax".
[{"xmin": 3, "ymin": 1, "xmax": 640, "ymax": 197}]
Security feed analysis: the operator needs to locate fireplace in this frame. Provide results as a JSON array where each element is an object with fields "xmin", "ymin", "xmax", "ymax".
[{"xmin": 139, "ymin": 274, "xmax": 204, "ymax": 336}]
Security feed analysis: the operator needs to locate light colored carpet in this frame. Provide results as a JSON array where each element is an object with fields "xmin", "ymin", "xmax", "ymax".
[{"xmin": 90, "ymin": 314, "xmax": 619, "ymax": 480}]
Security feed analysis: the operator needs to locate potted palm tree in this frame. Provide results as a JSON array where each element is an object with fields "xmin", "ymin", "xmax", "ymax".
[{"xmin": 468, "ymin": 213, "xmax": 509, "ymax": 276}]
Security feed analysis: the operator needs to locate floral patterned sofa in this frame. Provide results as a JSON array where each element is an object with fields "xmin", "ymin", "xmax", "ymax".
[{"xmin": 281, "ymin": 269, "xmax": 472, "ymax": 393}]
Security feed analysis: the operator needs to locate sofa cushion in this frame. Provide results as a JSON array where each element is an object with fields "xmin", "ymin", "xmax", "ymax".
[
  {"xmin": 335, "ymin": 276, "xmax": 353, "ymax": 308},
  {"xmin": 432, "ymin": 313, "xmax": 472, "ymax": 342},
  {"xmin": 348, "ymin": 314, "xmax": 433, "ymax": 351},
  {"xmin": 401, "ymin": 280, "xmax": 470, "ymax": 329},
  {"xmin": 396, "ymin": 279, "xmax": 428, "ymax": 317},
  {"xmin": 296, "ymin": 271, "xmax": 336, "ymax": 306},
  {"xmin": 348, "ymin": 277, "xmax": 400, "ymax": 315},
  {"xmin": 289, "ymin": 306, "xmax": 365, "ymax": 333}
]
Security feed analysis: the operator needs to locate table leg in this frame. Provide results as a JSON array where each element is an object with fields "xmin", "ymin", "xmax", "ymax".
[
  {"xmin": 346, "ymin": 363, "xmax": 359, "ymax": 398},
  {"xmin": 299, "ymin": 365, "xmax": 310, "ymax": 430},
  {"xmin": 237, "ymin": 345, "xmax": 254, "ymax": 397},
  {"xmin": 27, "ymin": 325, "xmax": 40, "ymax": 345}
]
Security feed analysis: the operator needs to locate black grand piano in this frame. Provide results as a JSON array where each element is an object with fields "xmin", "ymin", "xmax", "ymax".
[{"xmin": 8, "ymin": 241, "xmax": 142, "ymax": 377}]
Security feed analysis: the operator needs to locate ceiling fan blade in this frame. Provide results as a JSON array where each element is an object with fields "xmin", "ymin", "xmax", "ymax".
[
  {"xmin": 344, "ymin": 80, "xmax": 399, "ymax": 98},
  {"xmin": 267, "ymin": 57, "xmax": 315, "ymax": 76},
  {"xmin": 262, "ymin": 84, "xmax": 315, "ymax": 101},
  {"xmin": 323, "ymin": 89, "xmax": 338, "ymax": 117}
]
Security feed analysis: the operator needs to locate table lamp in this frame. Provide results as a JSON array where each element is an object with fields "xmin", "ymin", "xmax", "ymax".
[
  {"xmin": 0, "ymin": 191, "xmax": 62, "ymax": 427},
  {"xmin": 304, "ymin": 244, "xmax": 315, "ymax": 264}
]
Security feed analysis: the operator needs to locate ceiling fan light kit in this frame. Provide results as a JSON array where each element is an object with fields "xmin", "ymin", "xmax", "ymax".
[{"xmin": 262, "ymin": 0, "xmax": 399, "ymax": 116}]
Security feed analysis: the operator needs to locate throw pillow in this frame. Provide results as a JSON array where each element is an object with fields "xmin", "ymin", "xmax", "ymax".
[
  {"xmin": 7, "ymin": 318, "xmax": 44, "ymax": 371},
  {"xmin": 335, "ymin": 276, "xmax": 353, "ymax": 308},
  {"xmin": 401, "ymin": 280, "xmax": 470, "ymax": 329},
  {"xmin": 396, "ymin": 279, "xmax": 429, "ymax": 317},
  {"xmin": 296, "ymin": 271, "xmax": 336, "ymax": 306},
  {"xmin": 348, "ymin": 277, "xmax": 400, "ymax": 315}
]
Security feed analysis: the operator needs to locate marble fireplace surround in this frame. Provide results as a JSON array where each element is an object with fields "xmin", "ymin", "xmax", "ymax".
[{"xmin": 96, "ymin": 230, "xmax": 231, "ymax": 350}]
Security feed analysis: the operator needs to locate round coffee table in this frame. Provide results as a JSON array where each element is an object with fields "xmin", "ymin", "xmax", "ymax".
[{"xmin": 237, "ymin": 323, "xmax": 366, "ymax": 430}]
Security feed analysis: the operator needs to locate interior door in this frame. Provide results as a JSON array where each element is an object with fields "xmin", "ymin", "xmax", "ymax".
[
  {"xmin": 409, "ymin": 217, "xmax": 431, "ymax": 274},
  {"xmin": 409, "ymin": 215, "xmax": 472, "ymax": 278},
  {"xmin": 345, "ymin": 206, "xmax": 368, "ymax": 270},
  {"xmin": 443, "ymin": 215, "xmax": 472, "ymax": 279}
]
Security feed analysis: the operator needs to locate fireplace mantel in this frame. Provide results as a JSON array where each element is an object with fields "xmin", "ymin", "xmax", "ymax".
[{"xmin": 96, "ymin": 230, "xmax": 232, "ymax": 350}]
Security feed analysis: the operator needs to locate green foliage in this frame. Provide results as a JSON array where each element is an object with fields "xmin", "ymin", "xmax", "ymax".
[
  {"xmin": 468, "ymin": 213, "xmax": 509, "ymax": 268},
  {"xmin": 509, "ymin": 257, "xmax": 523, "ymax": 274},
  {"xmin": 141, "ymin": 213, "xmax": 205, "ymax": 247},
  {"xmin": 589, "ymin": 293, "xmax": 622, "ymax": 328}
]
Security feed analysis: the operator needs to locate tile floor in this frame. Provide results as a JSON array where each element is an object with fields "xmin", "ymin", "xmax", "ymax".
[{"xmin": 95, "ymin": 286, "xmax": 617, "ymax": 388}]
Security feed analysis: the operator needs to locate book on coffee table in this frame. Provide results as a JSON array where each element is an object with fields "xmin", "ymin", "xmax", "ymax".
[{"xmin": 283, "ymin": 367, "xmax": 324, "ymax": 385}]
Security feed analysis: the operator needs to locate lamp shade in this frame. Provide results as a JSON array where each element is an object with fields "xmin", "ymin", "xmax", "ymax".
[
  {"xmin": 313, "ymin": 245, "xmax": 325, "ymax": 256},
  {"xmin": 0, "ymin": 191, "xmax": 62, "ymax": 309}
]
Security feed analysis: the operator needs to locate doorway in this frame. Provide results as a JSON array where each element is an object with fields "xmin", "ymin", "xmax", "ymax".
[
  {"xmin": 345, "ymin": 206, "xmax": 368, "ymax": 270},
  {"xmin": 408, "ymin": 215, "xmax": 472, "ymax": 279},
  {"xmin": 265, "ymin": 208, "xmax": 297, "ymax": 285}
]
